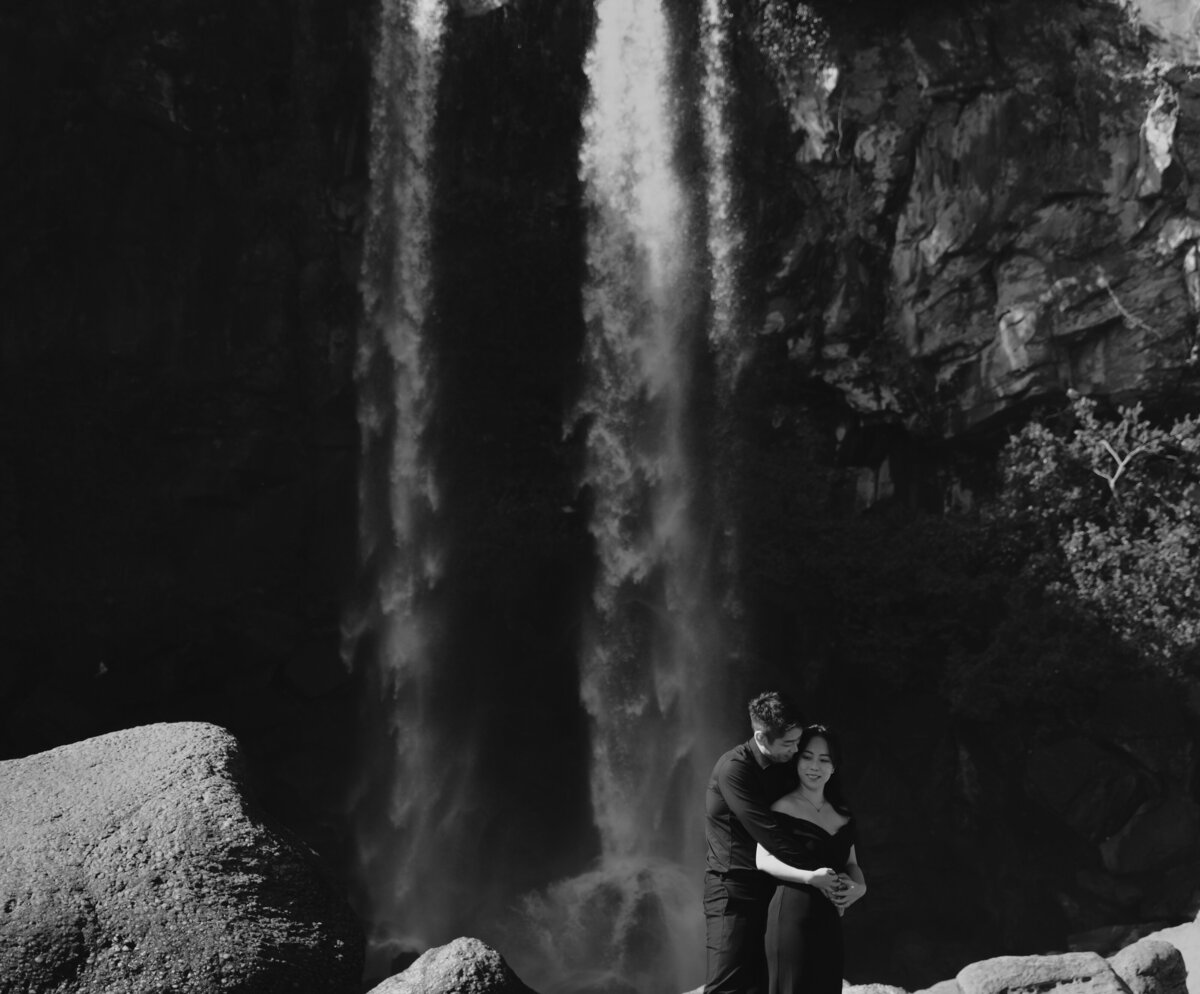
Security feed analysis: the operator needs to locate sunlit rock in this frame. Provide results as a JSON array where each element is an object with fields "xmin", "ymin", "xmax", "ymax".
[
  {"xmin": 956, "ymin": 952, "xmax": 1126, "ymax": 994},
  {"xmin": 1108, "ymin": 937, "xmax": 1188, "ymax": 994},
  {"xmin": 1142, "ymin": 916, "xmax": 1200, "ymax": 994},
  {"xmin": 367, "ymin": 937, "xmax": 537, "ymax": 994},
  {"xmin": 0, "ymin": 722, "xmax": 362, "ymax": 993}
]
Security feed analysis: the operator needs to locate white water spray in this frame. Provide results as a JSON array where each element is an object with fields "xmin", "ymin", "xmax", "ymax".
[
  {"xmin": 701, "ymin": 0, "xmax": 745, "ymax": 372},
  {"xmin": 699, "ymin": 0, "xmax": 748, "ymax": 627},
  {"xmin": 578, "ymin": 0, "xmax": 703, "ymax": 863},
  {"xmin": 346, "ymin": 0, "xmax": 751, "ymax": 987},
  {"xmin": 345, "ymin": 0, "xmax": 451, "ymax": 977},
  {"xmin": 512, "ymin": 2, "xmax": 732, "ymax": 991}
]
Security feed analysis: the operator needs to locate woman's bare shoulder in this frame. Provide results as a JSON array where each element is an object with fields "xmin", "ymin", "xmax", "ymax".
[{"xmin": 771, "ymin": 793, "xmax": 802, "ymax": 815}]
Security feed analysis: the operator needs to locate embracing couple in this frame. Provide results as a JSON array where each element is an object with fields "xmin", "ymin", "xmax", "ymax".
[{"xmin": 703, "ymin": 692, "xmax": 867, "ymax": 994}]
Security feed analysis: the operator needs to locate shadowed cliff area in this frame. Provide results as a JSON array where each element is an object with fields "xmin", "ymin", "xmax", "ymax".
[{"xmin": 0, "ymin": 0, "xmax": 370, "ymax": 859}]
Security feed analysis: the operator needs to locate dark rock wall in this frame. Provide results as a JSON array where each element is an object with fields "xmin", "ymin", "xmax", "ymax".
[
  {"xmin": 740, "ymin": 0, "xmax": 1200, "ymax": 435},
  {"xmin": 1, "ymin": 0, "xmax": 369, "ymax": 855}
]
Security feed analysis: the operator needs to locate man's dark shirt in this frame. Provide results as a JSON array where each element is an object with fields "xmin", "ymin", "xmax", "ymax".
[{"xmin": 704, "ymin": 738, "xmax": 800, "ymax": 877}]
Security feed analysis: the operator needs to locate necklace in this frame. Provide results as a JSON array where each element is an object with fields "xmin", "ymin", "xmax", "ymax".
[{"xmin": 799, "ymin": 792, "xmax": 826, "ymax": 813}]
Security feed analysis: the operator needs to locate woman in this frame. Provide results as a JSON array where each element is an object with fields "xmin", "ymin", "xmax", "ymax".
[{"xmin": 755, "ymin": 724, "xmax": 866, "ymax": 994}]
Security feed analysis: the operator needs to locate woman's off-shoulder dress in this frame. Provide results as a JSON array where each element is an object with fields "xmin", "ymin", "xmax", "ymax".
[{"xmin": 764, "ymin": 812, "xmax": 855, "ymax": 994}]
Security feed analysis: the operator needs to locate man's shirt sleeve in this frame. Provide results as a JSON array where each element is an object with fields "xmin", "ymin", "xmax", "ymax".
[{"xmin": 717, "ymin": 756, "xmax": 796, "ymax": 859}]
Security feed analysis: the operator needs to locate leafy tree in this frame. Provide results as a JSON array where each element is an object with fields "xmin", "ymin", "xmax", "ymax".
[{"xmin": 992, "ymin": 395, "xmax": 1200, "ymax": 674}]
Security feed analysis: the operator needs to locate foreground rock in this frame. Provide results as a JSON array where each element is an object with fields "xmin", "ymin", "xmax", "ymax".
[
  {"xmin": 891, "ymin": 930, "xmax": 1195, "ymax": 994},
  {"xmin": 367, "ymin": 937, "xmax": 537, "ymax": 994},
  {"xmin": 0, "ymin": 722, "xmax": 362, "ymax": 993},
  {"xmin": 1145, "ymin": 920, "xmax": 1200, "ymax": 994},
  {"xmin": 956, "ymin": 951, "xmax": 1135, "ymax": 994},
  {"xmin": 1109, "ymin": 938, "xmax": 1189, "ymax": 994}
]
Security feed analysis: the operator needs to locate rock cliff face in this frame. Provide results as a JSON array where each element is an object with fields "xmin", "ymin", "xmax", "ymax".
[{"xmin": 744, "ymin": 0, "xmax": 1200, "ymax": 434}]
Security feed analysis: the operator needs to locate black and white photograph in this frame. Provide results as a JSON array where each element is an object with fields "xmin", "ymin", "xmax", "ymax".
[{"xmin": 3, "ymin": 1, "xmax": 1200, "ymax": 992}]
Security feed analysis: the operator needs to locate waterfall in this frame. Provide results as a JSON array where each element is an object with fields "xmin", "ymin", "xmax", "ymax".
[
  {"xmin": 701, "ymin": 0, "xmax": 744, "ymax": 375},
  {"xmin": 508, "ymin": 2, "xmax": 735, "ymax": 992},
  {"xmin": 699, "ymin": 0, "xmax": 748, "ymax": 628},
  {"xmin": 344, "ymin": 0, "xmax": 451, "ymax": 977},
  {"xmin": 576, "ymin": 0, "xmax": 701, "ymax": 863},
  {"xmin": 345, "ymin": 0, "xmax": 750, "ymax": 988}
]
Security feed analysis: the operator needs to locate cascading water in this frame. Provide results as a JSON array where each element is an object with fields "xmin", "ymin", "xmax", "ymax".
[
  {"xmin": 346, "ymin": 0, "xmax": 750, "ymax": 989},
  {"xmin": 509, "ymin": 2, "xmax": 742, "ymax": 992},
  {"xmin": 701, "ymin": 0, "xmax": 745, "ymax": 373},
  {"xmin": 344, "ymin": 0, "xmax": 451, "ymax": 978},
  {"xmin": 575, "ymin": 0, "xmax": 705, "ymax": 870},
  {"xmin": 699, "ymin": 0, "xmax": 748, "ymax": 626}
]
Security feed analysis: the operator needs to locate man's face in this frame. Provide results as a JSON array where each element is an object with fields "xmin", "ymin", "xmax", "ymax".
[{"xmin": 758, "ymin": 726, "xmax": 803, "ymax": 764}]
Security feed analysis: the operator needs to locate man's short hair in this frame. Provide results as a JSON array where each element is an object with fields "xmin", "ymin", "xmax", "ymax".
[{"xmin": 748, "ymin": 691, "xmax": 802, "ymax": 741}]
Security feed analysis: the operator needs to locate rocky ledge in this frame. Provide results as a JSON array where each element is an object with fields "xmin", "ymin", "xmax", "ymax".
[
  {"xmin": 384, "ymin": 929, "xmax": 1199, "ymax": 994},
  {"xmin": 0, "ymin": 722, "xmax": 363, "ymax": 993},
  {"xmin": 2, "ymin": 722, "xmax": 1196, "ymax": 994}
]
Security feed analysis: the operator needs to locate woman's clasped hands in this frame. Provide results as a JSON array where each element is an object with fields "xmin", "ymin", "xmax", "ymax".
[
  {"xmin": 827, "ymin": 872, "xmax": 865, "ymax": 913},
  {"xmin": 807, "ymin": 867, "xmax": 866, "ymax": 915}
]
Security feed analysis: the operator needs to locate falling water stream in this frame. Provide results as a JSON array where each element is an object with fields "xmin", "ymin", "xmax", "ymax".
[
  {"xmin": 575, "ymin": 0, "xmax": 702, "ymax": 865},
  {"xmin": 701, "ymin": 0, "xmax": 744, "ymax": 369},
  {"xmin": 349, "ymin": 0, "xmax": 746, "ymax": 990},
  {"xmin": 511, "ymin": 2, "xmax": 742, "ymax": 992},
  {"xmin": 699, "ymin": 0, "xmax": 747, "ymax": 627},
  {"xmin": 345, "ymin": 0, "xmax": 450, "ymax": 978}
]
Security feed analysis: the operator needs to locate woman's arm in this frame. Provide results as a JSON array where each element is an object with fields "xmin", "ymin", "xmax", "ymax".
[
  {"xmin": 830, "ymin": 845, "xmax": 867, "ymax": 911},
  {"xmin": 755, "ymin": 844, "xmax": 840, "ymax": 893}
]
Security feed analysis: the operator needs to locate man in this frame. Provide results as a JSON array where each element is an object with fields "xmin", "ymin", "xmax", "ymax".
[{"xmin": 703, "ymin": 691, "xmax": 803, "ymax": 994}]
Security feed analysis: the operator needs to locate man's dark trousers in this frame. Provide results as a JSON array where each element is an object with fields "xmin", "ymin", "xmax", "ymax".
[{"xmin": 703, "ymin": 869, "xmax": 774, "ymax": 994}]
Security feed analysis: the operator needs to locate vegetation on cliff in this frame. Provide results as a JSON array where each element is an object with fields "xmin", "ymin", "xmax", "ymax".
[{"xmin": 995, "ymin": 395, "xmax": 1200, "ymax": 677}]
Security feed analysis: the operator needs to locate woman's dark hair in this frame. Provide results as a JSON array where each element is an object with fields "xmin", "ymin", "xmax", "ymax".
[{"xmin": 798, "ymin": 723, "xmax": 851, "ymax": 816}]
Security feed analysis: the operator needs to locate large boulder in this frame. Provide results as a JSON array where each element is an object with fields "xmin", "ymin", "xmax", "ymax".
[
  {"xmin": 913, "ymin": 936, "xmax": 1193, "ymax": 994},
  {"xmin": 0, "ymin": 722, "xmax": 362, "ymax": 993},
  {"xmin": 366, "ymin": 937, "xmax": 537, "ymax": 994},
  {"xmin": 1143, "ymin": 916, "xmax": 1200, "ymax": 994},
  {"xmin": 956, "ymin": 952, "xmax": 1126, "ymax": 994},
  {"xmin": 1027, "ymin": 737, "xmax": 1144, "ymax": 842},
  {"xmin": 1107, "ymin": 937, "xmax": 1188, "ymax": 994},
  {"xmin": 1101, "ymin": 793, "xmax": 1200, "ymax": 875}
]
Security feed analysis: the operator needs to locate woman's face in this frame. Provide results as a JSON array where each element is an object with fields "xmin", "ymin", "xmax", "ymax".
[{"xmin": 797, "ymin": 735, "xmax": 835, "ymax": 790}]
